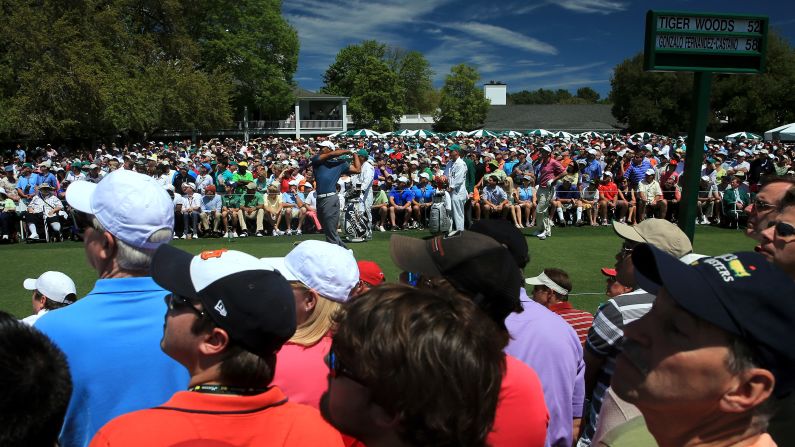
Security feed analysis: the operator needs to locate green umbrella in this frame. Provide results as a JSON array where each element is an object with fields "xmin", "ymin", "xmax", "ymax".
[
  {"xmin": 410, "ymin": 129, "xmax": 436, "ymax": 138},
  {"xmin": 553, "ymin": 131, "xmax": 576, "ymax": 140},
  {"xmin": 392, "ymin": 129, "xmax": 414, "ymax": 137},
  {"xmin": 725, "ymin": 131, "xmax": 761, "ymax": 140},
  {"xmin": 445, "ymin": 130, "xmax": 468, "ymax": 137},
  {"xmin": 578, "ymin": 131, "xmax": 603, "ymax": 139},
  {"xmin": 346, "ymin": 129, "xmax": 380, "ymax": 137},
  {"xmin": 631, "ymin": 132, "xmax": 656, "ymax": 141},
  {"xmin": 327, "ymin": 130, "xmax": 347, "ymax": 138},
  {"xmin": 468, "ymin": 129, "xmax": 498, "ymax": 138},
  {"xmin": 501, "ymin": 130, "xmax": 524, "ymax": 138},
  {"xmin": 526, "ymin": 129, "xmax": 553, "ymax": 137}
]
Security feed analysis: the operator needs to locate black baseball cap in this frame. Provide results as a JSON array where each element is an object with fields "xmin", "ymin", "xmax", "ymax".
[
  {"xmin": 151, "ymin": 245, "xmax": 296, "ymax": 358},
  {"xmin": 470, "ymin": 219, "xmax": 530, "ymax": 268},
  {"xmin": 390, "ymin": 232, "xmax": 523, "ymax": 326},
  {"xmin": 632, "ymin": 243, "xmax": 795, "ymax": 397}
]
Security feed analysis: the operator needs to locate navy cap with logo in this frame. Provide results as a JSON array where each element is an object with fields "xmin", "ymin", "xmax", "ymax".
[
  {"xmin": 632, "ymin": 243, "xmax": 795, "ymax": 397},
  {"xmin": 390, "ymin": 232, "xmax": 523, "ymax": 327},
  {"xmin": 151, "ymin": 245, "xmax": 296, "ymax": 358}
]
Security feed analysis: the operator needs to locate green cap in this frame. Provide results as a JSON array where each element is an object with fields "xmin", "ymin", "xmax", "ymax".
[
  {"xmin": 357, "ymin": 149, "xmax": 369, "ymax": 157},
  {"xmin": 22, "ymin": 162, "xmax": 33, "ymax": 168},
  {"xmin": 448, "ymin": 144, "xmax": 461, "ymax": 152}
]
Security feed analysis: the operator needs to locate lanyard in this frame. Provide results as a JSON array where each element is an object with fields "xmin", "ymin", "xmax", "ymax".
[{"xmin": 190, "ymin": 384, "xmax": 268, "ymax": 396}]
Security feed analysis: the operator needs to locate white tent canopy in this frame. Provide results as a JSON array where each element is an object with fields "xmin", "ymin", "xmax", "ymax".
[{"xmin": 765, "ymin": 123, "xmax": 795, "ymax": 142}]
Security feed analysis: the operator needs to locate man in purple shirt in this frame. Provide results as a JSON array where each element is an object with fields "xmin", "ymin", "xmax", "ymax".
[{"xmin": 472, "ymin": 220, "xmax": 586, "ymax": 447}]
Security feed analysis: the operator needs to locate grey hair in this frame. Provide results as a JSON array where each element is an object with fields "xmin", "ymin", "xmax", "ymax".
[{"xmin": 90, "ymin": 217, "xmax": 172, "ymax": 270}]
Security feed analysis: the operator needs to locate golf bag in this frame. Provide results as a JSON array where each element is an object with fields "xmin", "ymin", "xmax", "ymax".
[
  {"xmin": 428, "ymin": 191, "xmax": 451, "ymax": 235},
  {"xmin": 342, "ymin": 185, "xmax": 370, "ymax": 242}
]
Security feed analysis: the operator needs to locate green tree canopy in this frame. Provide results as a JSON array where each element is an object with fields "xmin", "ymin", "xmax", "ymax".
[
  {"xmin": 322, "ymin": 40, "xmax": 436, "ymax": 123},
  {"xmin": 576, "ymin": 87, "xmax": 601, "ymax": 103},
  {"xmin": 608, "ymin": 31, "xmax": 795, "ymax": 134},
  {"xmin": 0, "ymin": 0, "xmax": 297, "ymax": 143},
  {"xmin": 508, "ymin": 87, "xmax": 600, "ymax": 105},
  {"xmin": 347, "ymin": 56, "xmax": 405, "ymax": 132},
  {"xmin": 434, "ymin": 64, "xmax": 490, "ymax": 132}
]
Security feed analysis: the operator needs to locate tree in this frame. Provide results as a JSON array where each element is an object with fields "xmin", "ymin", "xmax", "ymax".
[
  {"xmin": 347, "ymin": 56, "xmax": 404, "ymax": 132},
  {"xmin": 434, "ymin": 64, "xmax": 490, "ymax": 132},
  {"xmin": 396, "ymin": 51, "xmax": 435, "ymax": 114},
  {"xmin": 576, "ymin": 87, "xmax": 600, "ymax": 103},
  {"xmin": 322, "ymin": 40, "xmax": 388, "ymax": 97},
  {"xmin": 609, "ymin": 31, "xmax": 795, "ymax": 134},
  {"xmin": 184, "ymin": 0, "xmax": 299, "ymax": 120},
  {"xmin": 322, "ymin": 41, "xmax": 434, "ymax": 115},
  {"xmin": 609, "ymin": 53, "xmax": 694, "ymax": 134},
  {"xmin": 0, "ymin": 0, "xmax": 282, "ymax": 143},
  {"xmin": 712, "ymin": 33, "xmax": 795, "ymax": 132}
]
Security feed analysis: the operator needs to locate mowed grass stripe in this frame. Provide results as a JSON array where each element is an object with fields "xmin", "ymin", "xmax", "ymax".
[{"xmin": 0, "ymin": 226, "xmax": 752, "ymax": 318}]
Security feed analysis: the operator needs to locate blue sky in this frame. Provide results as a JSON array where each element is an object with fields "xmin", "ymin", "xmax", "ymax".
[{"xmin": 283, "ymin": 0, "xmax": 795, "ymax": 98}]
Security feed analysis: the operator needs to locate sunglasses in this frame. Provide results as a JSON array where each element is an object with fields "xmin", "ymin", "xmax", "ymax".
[
  {"xmin": 751, "ymin": 197, "xmax": 777, "ymax": 213},
  {"xmin": 164, "ymin": 293, "xmax": 207, "ymax": 319},
  {"xmin": 774, "ymin": 221, "xmax": 795, "ymax": 242},
  {"xmin": 326, "ymin": 348, "xmax": 364, "ymax": 383}
]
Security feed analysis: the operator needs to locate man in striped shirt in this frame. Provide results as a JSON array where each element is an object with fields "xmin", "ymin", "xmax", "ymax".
[
  {"xmin": 576, "ymin": 219, "xmax": 692, "ymax": 447},
  {"xmin": 526, "ymin": 268, "xmax": 593, "ymax": 345}
]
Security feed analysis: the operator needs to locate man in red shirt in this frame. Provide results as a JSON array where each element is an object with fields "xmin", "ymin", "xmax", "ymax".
[
  {"xmin": 390, "ymin": 231, "xmax": 549, "ymax": 446},
  {"xmin": 90, "ymin": 246, "xmax": 343, "ymax": 447},
  {"xmin": 526, "ymin": 268, "xmax": 594, "ymax": 345},
  {"xmin": 597, "ymin": 173, "xmax": 622, "ymax": 225}
]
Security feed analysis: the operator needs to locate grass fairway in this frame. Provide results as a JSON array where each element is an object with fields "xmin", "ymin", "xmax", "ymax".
[{"xmin": 1, "ymin": 225, "xmax": 753, "ymax": 319}]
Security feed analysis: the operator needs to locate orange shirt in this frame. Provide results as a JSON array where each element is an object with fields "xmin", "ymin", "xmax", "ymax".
[
  {"xmin": 89, "ymin": 386, "xmax": 344, "ymax": 447},
  {"xmin": 488, "ymin": 355, "xmax": 549, "ymax": 446}
]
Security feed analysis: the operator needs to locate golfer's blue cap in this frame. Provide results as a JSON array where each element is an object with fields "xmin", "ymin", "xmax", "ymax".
[{"xmin": 632, "ymin": 244, "xmax": 795, "ymax": 397}]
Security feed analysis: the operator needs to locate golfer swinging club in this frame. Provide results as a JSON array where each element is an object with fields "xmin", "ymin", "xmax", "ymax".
[{"xmin": 311, "ymin": 140, "xmax": 361, "ymax": 248}]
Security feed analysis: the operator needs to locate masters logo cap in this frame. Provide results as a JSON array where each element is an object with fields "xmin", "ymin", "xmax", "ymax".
[{"xmin": 632, "ymin": 244, "xmax": 795, "ymax": 397}]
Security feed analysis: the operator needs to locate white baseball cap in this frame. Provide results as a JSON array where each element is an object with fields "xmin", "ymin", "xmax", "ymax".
[
  {"xmin": 525, "ymin": 272, "xmax": 569, "ymax": 296},
  {"xmin": 261, "ymin": 240, "xmax": 359, "ymax": 303},
  {"xmin": 645, "ymin": 169, "xmax": 655, "ymax": 176},
  {"xmin": 419, "ymin": 173, "xmax": 430, "ymax": 179},
  {"xmin": 318, "ymin": 141, "xmax": 336, "ymax": 149},
  {"xmin": 587, "ymin": 148, "xmax": 597, "ymax": 155},
  {"xmin": 23, "ymin": 271, "xmax": 77, "ymax": 303},
  {"xmin": 288, "ymin": 180, "xmax": 299, "ymax": 186},
  {"xmin": 398, "ymin": 176, "xmax": 409, "ymax": 183},
  {"xmin": 66, "ymin": 169, "xmax": 174, "ymax": 249}
]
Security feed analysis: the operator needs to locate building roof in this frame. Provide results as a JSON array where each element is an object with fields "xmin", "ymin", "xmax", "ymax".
[
  {"xmin": 294, "ymin": 87, "xmax": 348, "ymax": 100},
  {"xmin": 483, "ymin": 104, "xmax": 624, "ymax": 132}
]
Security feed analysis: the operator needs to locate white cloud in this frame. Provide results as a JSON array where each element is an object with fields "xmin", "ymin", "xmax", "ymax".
[
  {"xmin": 447, "ymin": 22, "xmax": 558, "ymax": 55},
  {"xmin": 555, "ymin": 0, "xmax": 628, "ymax": 14},
  {"xmin": 499, "ymin": 62, "xmax": 606, "ymax": 81}
]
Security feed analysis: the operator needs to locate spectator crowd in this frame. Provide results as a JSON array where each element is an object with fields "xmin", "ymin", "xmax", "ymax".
[
  {"xmin": 2, "ymin": 131, "xmax": 794, "ymax": 243},
  {"xmin": 1, "ymin": 134, "xmax": 795, "ymax": 447}
]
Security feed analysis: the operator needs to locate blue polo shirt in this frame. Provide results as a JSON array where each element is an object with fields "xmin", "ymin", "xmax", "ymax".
[
  {"xmin": 311, "ymin": 155, "xmax": 350, "ymax": 194},
  {"xmin": 35, "ymin": 277, "xmax": 189, "ymax": 447},
  {"xmin": 389, "ymin": 187, "xmax": 414, "ymax": 206},
  {"xmin": 411, "ymin": 184, "xmax": 435, "ymax": 203},
  {"xmin": 581, "ymin": 159, "xmax": 602, "ymax": 184},
  {"xmin": 623, "ymin": 160, "xmax": 652, "ymax": 186},
  {"xmin": 282, "ymin": 191, "xmax": 298, "ymax": 205},
  {"xmin": 16, "ymin": 174, "xmax": 35, "ymax": 195},
  {"xmin": 555, "ymin": 184, "xmax": 580, "ymax": 200}
]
